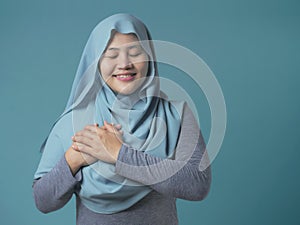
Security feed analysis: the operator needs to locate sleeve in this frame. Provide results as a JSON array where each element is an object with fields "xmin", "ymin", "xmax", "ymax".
[
  {"xmin": 33, "ymin": 156, "xmax": 82, "ymax": 213},
  {"xmin": 115, "ymin": 105, "xmax": 211, "ymax": 201},
  {"xmin": 33, "ymin": 123, "xmax": 82, "ymax": 213}
]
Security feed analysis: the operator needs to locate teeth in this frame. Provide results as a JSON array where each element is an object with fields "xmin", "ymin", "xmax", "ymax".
[{"xmin": 118, "ymin": 75, "xmax": 132, "ymax": 78}]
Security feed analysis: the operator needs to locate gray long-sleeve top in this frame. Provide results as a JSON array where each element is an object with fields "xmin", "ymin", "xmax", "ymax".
[{"xmin": 33, "ymin": 105, "xmax": 211, "ymax": 225}]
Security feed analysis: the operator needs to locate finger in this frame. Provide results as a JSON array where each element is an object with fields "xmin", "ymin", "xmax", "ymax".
[
  {"xmin": 114, "ymin": 124, "xmax": 122, "ymax": 130},
  {"xmin": 104, "ymin": 121, "xmax": 121, "ymax": 130},
  {"xmin": 75, "ymin": 129, "xmax": 96, "ymax": 139},
  {"xmin": 87, "ymin": 124, "xmax": 107, "ymax": 136},
  {"xmin": 73, "ymin": 136, "xmax": 93, "ymax": 148},
  {"xmin": 84, "ymin": 124, "xmax": 98, "ymax": 133},
  {"xmin": 99, "ymin": 122, "xmax": 109, "ymax": 130},
  {"xmin": 104, "ymin": 121, "xmax": 116, "ymax": 133},
  {"xmin": 74, "ymin": 143, "xmax": 95, "ymax": 157},
  {"xmin": 106, "ymin": 121, "xmax": 124, "ymax": 137},
  {"xmin": 101, "ymin": 125, "xmax": 108, "ymax": 130},
  {"xmin": 72, "ymin": 142, "xmax": 79, "ymax": 150},
  {"xmin": 72, "ymin": 142, "xmax": 87, "ymax": 152}
]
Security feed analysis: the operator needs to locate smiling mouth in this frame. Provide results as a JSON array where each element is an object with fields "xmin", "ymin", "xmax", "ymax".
[{"xmin": 113, "ymin": 73, "xmax": 137, "ymax": 81}]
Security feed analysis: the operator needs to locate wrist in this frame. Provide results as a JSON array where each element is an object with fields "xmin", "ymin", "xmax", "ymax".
[
  {"xmin": 65, "ymin": 148, "xmax": 83, "ymax": 175},
  {"xmin": 111, "ymin": 142, "xmax": 122, "ymax": 164}
]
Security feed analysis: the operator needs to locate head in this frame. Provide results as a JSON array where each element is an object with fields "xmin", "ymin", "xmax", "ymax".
[
  {"xmin": 98, "ymin": 31, "xmax": 149, "ymax": 95},
  {"xmin": 66, "ymin": 14, "xmax": 158, "ymax": 109}
]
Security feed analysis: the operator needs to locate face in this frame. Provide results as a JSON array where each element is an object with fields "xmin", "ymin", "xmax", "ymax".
[{"xmin": 99, "ymin": 32, "xmax": 149, "ymax": 95}]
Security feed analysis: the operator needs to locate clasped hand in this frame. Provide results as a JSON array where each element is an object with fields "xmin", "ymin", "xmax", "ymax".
[{"xmin": 71, "ymin": 121, "xmax": 123, "ymax": 165}]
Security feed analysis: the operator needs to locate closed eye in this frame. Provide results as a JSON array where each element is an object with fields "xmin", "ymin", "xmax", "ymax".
[
  {"xmin": 129, "ymin": 52, "xmax": 142, "ymax": 57},
  {"xmin": 103, "ymin": 53, "xmax": 118, "ymax": 59},
  {"xmin": 103, "ymin": 48, "xmax": 119, "ymax": 59}
]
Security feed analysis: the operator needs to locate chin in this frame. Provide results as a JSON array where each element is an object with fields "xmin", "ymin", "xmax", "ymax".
[
  {"xmin": 116, "ymin": 86, "xmax": 139, "ymax": 96},
  {"xmin": 114, "ymin": 80, "xmax": 145, "ymax": 96}
]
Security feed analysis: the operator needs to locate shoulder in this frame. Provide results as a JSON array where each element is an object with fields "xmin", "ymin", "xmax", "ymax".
[
  {"xmin": 165, "ymin": 100, "xmax": 197, "ymax": 122},
  {"xmin": 168, "ymin": 100, "xmax": 200, "ymax": 134},
  {"xmin": 51, "ymin": 112, "xmax": 74, "ymax": 139},
  {"xmin": 35, "ymin": 112, "xmax": 74, "ymax": 179},
  {"xmin": 41, "ymin": 112, "xmax": 74, "ymax": 152}
]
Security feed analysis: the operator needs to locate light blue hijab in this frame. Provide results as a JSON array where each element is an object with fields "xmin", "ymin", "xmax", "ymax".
[{"xmin": 39, "ymin": 13, "xmax": 185, "ymax": 214}]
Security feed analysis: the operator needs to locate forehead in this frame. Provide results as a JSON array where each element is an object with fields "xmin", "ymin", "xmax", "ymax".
[{"xmin": 106, "ymin": 32, "xmax": 140, "ymax": 49}]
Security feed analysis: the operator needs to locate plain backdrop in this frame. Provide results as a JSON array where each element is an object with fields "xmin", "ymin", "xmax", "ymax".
[{"xmin": 0, "ymin": 0, "xmax": 299, "ymax": 224}]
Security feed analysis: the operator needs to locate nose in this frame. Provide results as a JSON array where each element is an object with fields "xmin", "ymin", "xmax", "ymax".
[{"xmin": 117, "ymin": 53, "xmax": 133, "ymax": 70}]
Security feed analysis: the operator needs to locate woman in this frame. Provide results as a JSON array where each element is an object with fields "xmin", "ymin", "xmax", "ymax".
[{"xmin": 33, "ymin": 13, "xmax": 211, "ymax": 225}]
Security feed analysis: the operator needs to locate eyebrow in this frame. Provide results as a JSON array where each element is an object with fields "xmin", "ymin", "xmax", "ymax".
[
  {"xmin": 107, "ymin": 47, "xmax": 119, "ymax": 51},
  {"xmin": 107, "ymin": 45, "xmax": 141, "ymax": 51}
]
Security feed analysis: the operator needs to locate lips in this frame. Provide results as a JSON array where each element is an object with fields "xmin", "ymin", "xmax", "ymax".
[{"xmin": 113, "ymin": 73, "xmax": 137, "ymax": 81}]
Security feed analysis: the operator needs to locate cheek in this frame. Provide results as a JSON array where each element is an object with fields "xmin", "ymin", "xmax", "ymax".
[
  {"xmin": 135, "ymin": 60, "xmax": 148, "ymax": 77},
  {"xmin": 140, "ymin": 62, "xmax": 149, "ymax": 77},
  {"xmin": 99, "ymin": 60, "xmax": 115, "ymax": 79}
]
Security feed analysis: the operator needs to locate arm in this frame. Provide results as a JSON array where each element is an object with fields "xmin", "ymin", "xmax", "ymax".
[
  {"xmin": 32, "ymin": 119, "xmax": 91, "ymax": 214},
  {"xmin": 33, "ymin": 154, "xmax": 82, "ymax": 213},
  {"xmin": 115, "ymin": 105, "xmax": 211, "ymax": 201}
]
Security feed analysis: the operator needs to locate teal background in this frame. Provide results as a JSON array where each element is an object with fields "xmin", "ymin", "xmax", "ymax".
[{"xmin": 1, "ymin": 0, "xmax": 299, "ymax": 224}]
